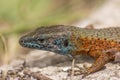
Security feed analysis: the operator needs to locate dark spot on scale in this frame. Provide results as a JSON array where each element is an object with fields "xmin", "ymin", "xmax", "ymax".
[
  {"xmin": 111, "ymin": 40, "xmax": 114, "ymax": 41},
  {"xmin": 97, "ymin": 38, "xmax": 100, "ymax": 40},
  {"xmin": 104, "ymin": 38, "xmax": 107, "ymax": 40},
  {"xmin": 31, "ymin": 45, "xmax": 34, "ymax": 48},
  {"xmin": 91, "ymin": 37, "xmax": 94, "ymax": 40}
]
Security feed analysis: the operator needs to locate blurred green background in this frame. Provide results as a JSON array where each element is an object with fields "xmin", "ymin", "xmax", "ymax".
[
  {"xmin": 0, "ymin": 0, "xmax": 104, "ymax": 34},
  {"xmin": 0, "ymin": 0, "xmax": 104, "ymax": 64}
]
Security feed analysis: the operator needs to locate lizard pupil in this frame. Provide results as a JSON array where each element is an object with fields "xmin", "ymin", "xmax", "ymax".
[
  {"xmin": 39, "ymin": 39, "xmax": 44, "ymax": 43},
  {"xmin": 40, "ymin": 39, "xmax": 44, "ymax": 43},
  {"xmin": 64, "ymin": 40, "xmax": 68, "ymax": 47}
]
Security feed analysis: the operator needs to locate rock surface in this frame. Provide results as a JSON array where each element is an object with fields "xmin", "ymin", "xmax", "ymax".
[{"xmin": 1, "ymin": 0, "xmax": 120, "ymax": 80}]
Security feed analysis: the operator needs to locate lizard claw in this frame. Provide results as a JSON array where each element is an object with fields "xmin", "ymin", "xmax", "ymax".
[
  {"xmin": 67, "ymin": 67, "xmax": 87, "ymax": 76},
  {"xmin": 67, "ymin": 69, "xmax": 89, "ymax": 79},
  {"xmin": 81, "ymin": 72, "xmax": 89, "ymax": 79},
  {"xmin": 67, "ymin": 64, "xmax": 90, "ymax": 79}
]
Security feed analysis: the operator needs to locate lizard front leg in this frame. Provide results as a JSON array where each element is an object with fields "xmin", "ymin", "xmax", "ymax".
[
  {"xmin": 81, "ymin": 50, "xmax": 111, "ymax": 78},
  {"xmin": 71, "ymin": 50, "xmax": 111, "ymax": 78},
  {"xmin": 84, "ymin": 54, "xmax": 109, "ymax": 75}
]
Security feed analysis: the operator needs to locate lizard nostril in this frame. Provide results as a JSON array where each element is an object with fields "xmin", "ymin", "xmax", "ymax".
[{"xmin": 19, "ymin": 38, "xmax": 24, "ymax": 44}]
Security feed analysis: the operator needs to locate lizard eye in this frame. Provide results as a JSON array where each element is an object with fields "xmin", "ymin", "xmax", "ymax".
[
  {"xmin": 40, "ymin": 39, "xmax": 44, "ymax": 43},
  {"xmin": 64, "ymin": 40, "xmax": 69, "ymax": 47},
  {"xmin": 37, "ymin": 39, "xmax": 44, "ymax": 43}
]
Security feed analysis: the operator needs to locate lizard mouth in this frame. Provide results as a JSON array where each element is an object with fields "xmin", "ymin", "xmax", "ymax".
[
  {"xmin": 19, "ymin": 37, "xmax": 41, "ymax": 49},
  {"xmin": 19, "ymin": 37, "xmax": 57, "ymax": 51}
]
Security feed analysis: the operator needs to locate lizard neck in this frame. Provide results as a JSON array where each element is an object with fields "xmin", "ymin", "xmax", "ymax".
[{"xmin": 71, "ymin": 27, "xmax": 120, "ymax": 42}]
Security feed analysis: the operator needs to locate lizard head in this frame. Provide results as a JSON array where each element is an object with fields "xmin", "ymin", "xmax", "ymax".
[{"xmin": 19, "ymin": 25, "xmax": 75, "ymax": 56}]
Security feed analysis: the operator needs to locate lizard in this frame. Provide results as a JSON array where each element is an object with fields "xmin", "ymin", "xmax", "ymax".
[{"xmin": 19, "ymin": 25, "xmax": 120, "ymax": 78}]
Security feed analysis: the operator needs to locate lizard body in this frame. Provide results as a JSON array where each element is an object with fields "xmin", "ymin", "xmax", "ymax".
[{"xmin": 19, "ymin": 25, "xmax": 120, "ymax": 77}]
